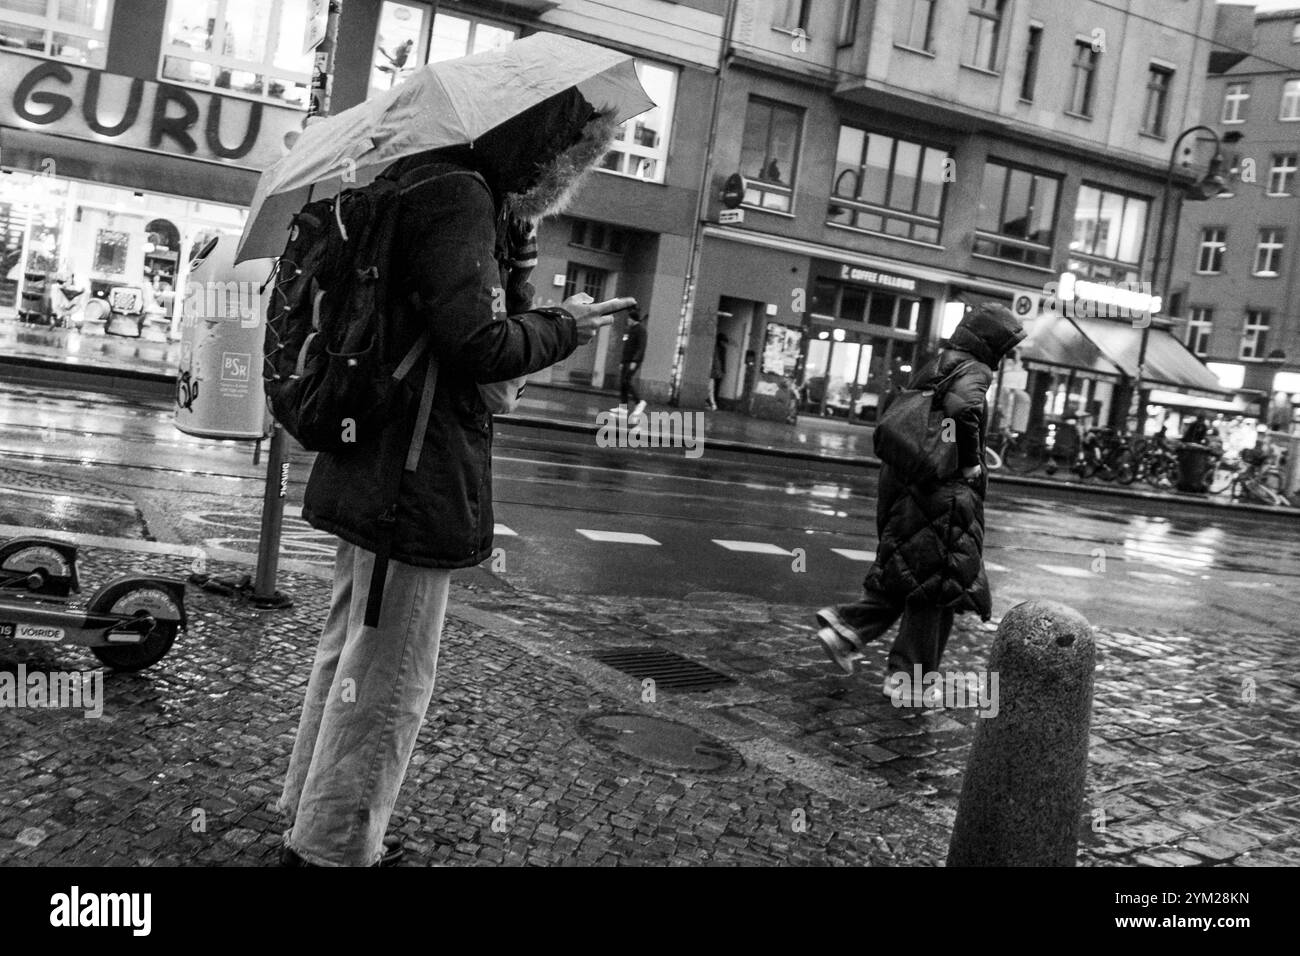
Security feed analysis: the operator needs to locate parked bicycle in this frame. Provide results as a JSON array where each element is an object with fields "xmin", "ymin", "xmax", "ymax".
[{"xmin": 1207, "ymin": 448, "xmax": 1288, "ymax": 506}]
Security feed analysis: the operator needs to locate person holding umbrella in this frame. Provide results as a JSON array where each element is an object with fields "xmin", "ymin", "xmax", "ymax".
[{"xmin": 266, "ymin": 38, "xmax": 651, "ymax": 867}]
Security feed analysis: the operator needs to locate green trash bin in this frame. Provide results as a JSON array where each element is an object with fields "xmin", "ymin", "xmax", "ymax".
[{"xmin": 1176, "ymin": 443, "xmax": 1212, "ymax": 493}]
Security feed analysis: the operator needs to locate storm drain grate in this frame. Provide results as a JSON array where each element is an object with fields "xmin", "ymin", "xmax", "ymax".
[{"xmin": 591, "ymin": 647, "xmax": 737, "ymax": 692}]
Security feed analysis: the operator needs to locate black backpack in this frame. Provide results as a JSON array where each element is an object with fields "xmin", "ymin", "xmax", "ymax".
[{"xmin": 263, "ymin": 162, "xmax": 487, "ymax": 626}]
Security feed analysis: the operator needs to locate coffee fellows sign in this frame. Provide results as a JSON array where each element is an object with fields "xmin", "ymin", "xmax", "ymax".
[{"xmin": 1, "ymin": 52, "xmax": 298, "ymax": 170}]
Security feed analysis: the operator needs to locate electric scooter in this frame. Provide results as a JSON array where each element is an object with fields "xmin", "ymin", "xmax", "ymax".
[{"xmin": 0, "ymin": 537, "xmax": 186, "ymax": 672}]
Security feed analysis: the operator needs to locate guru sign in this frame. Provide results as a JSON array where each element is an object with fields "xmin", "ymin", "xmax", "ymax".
[{"xmin": 1, "ymin": 54, "xmax": 293, "ymax": 169}]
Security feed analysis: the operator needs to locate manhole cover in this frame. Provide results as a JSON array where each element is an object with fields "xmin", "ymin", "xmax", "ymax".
[
  {"xmin": 591, "ymin": 647, "xmax": 736, "ymax": 692},
  {"xmin": 577, "ymin": 712, "xmax": 744, "ymax": 774}
]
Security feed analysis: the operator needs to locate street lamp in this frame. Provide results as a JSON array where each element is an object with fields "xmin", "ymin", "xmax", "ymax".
[{"xmin": 1134, "ymin": 126, "xmax": 1242, "ymax": 434}]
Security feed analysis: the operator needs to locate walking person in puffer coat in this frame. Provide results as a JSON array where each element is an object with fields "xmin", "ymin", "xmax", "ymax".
[{"xmin": 813, "ymin": 303, "xmax": 1025, "ymax": 702}]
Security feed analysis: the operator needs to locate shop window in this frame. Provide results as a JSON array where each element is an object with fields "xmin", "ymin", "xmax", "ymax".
[
  {"xmin": 740, "ymin": 98, "xmax": 802, "ymax": 213},
  {"xmin": 1240, "ymin": 309, "xmax": 1270, "ymax": 360},
  {"xmin": 837, "ymin": 0, "xmax": 859, "ymax": 46},
  {"xmin": 829, "ymin": 126, "xmax": 949, "ymax": 243},
  {"xmin": 428, "ymin": 10, "xmax": 516, "ymax": 63},
  {"xmin": 0, "ymin": 0, "xmax": 111, "ymax": 67},
  {"xmin": 1068, "ymin": 183, "xmax": 1149, "ymax": 283},
  {"xmin": 92, "ymin": 228, "xmax": 129, "ymax": 276},
  {"xmin": 160, "ymin": 0, "xmax": 313, "ymax": 107},
  {"xmin": 963, "ymin": 0, "xmax": 1004, "ymax": 71},
  {"xmin": 599, "ymin": 61, "xmax": 676, "ymax": 184},
  {"xmin": 1186, "ymin": 307, "xmax": 1212, "ymax": 358},
  {"xmin": 570, "ymin": 220, "xmax": 628, "ymax": 255},
  {"xmin": 563, "ymin": 263, "xmax": 608, "ymax": 301},
  {"xmin": 974, "ymin": 160, "xmax": 1059, "ymax": 267},
  {"xmin": 370, "ymin": 1, "xmax": 430, "ymax": 96},
  {"xmin": 1221, "ymin": 82, "xmax": 1249, "ymax": 124}
]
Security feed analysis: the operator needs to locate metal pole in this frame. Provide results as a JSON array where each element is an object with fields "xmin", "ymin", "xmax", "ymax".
[
  {"xmin": 669, "ymin": 0, "xmax": 738, "ymax": 406},
  {"xmin": 251, "ymin": 0, "xmax": 343, "ymax": 609},
  {"xmin": 1135, "ymin": 125, "xmax": 1219, "ymax": 435}
]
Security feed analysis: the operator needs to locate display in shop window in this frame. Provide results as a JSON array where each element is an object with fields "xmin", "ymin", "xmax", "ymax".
[{"xmin": 761, "ymin": 322, "xmax": 802, "ymax": 377}]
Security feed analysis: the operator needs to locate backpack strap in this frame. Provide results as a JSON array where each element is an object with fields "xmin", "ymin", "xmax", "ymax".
[{"xmin": 361, "ymin": 166, "xmax": 489, "ymax": 629}]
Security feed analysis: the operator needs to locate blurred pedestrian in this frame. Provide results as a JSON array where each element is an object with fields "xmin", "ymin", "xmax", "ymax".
[
  {"xmin": 813, "ymin": 303, "xmax": 1025, "ymax": 703},
  {"xmin": 708, "ymin": 333, "xmax": 728, "ymax": 410},
  {"xmin": 278, "ymin": 88, "xmax": 633, "ymax": 867},
  {"xmin": 613, "ymin": 307, "xmax": 647, "ymax": 422}
]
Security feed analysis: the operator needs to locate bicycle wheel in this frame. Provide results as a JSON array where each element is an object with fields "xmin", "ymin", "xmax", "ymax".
[
  {"xmin": 1242, "ymin": 479, "xmax": 1287, "ymax": 507},
  {"xmin": 1206, "ymin": 462, "xmax": 1236, "ymax": 495},
  {"xmin": 1004, "ymin": 438, "xmax": 1044, "ymax": 474},
  {"xmin": 1260, "ymin": 468, "xmax": 1285, "ymax": 496},
  {"xmin": 1112, "ymin": 449, "xmax": 1136, "ymax": 484}
]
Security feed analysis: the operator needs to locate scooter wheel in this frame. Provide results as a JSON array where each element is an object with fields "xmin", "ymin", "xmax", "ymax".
[{"xmin": 88, "ymin": 578, "xmax": 184, "ymax": 672}]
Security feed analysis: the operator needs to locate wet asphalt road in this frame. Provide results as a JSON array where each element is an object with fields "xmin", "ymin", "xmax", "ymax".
[{"xmin": 0, "ymin": 379, "xmax": 1297, "ymax": 636}]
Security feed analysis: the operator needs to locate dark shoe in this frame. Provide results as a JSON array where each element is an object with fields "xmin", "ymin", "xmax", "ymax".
[
  {"xmin": 379, "ymin": 834, "xmax": 405, "ymax": 867},
  {"xmin": 277, "ymin": 844, "xmax": 319, "ymax": 867}
]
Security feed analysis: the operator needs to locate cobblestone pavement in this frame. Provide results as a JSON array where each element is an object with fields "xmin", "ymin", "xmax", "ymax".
[
  {"xmin": 1, "ymin": 543, "xmax": 1296, "ymax": 866},
  {"xmin": 0, "ymin": 550, "xmax": 948, "ymax": 867}
]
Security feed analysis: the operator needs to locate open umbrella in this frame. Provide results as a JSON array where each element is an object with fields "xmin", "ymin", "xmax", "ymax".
[{"xmin": 235, "ymin": 32, "xmax": 654, "ymax": 263}]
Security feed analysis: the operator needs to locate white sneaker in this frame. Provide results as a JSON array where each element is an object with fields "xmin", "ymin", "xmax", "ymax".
[
  {"xmin": 629, "ymin": 400, "xmax": 647, "ymax": 424},
  {"xmin": 608, "ymin": 404, "xmax": 628, "ymax": 417}
]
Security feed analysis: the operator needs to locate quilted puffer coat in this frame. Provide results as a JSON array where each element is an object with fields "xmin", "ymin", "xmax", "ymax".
[{"xmin": 862, "ymin": 304, "xmax": 1025, "ymax": 619}]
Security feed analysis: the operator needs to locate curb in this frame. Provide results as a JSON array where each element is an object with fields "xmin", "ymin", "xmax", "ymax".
[
  {"xmin": 496, "ymin": 412, "xmax": 1300, "ymax": 520},
  {"xmin": 6, "ymin": 356, "xmax": 1294, "ymax": 520}
]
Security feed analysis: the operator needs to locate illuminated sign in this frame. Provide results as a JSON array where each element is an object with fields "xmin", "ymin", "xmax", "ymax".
[{"xmin": 838, "ymin": 264, "xmax": 917, "ymax": 292}]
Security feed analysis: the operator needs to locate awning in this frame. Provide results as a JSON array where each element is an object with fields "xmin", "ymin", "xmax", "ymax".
[
  {"xmin": 1017, "ymin": 313, "xmax": 1125, "ymax": 380},
  {"xmin": 1068, "ymin": 316, "xmax": 1230, "ymax": 396},
  {"xmin": 1147, "ymin": 389, "xmax": 1249, "ymax": 413}
]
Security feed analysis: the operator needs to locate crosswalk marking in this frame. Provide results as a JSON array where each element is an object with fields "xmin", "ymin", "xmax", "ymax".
[
  {"xmin": 494, "ymin": 524, "xmax": 518, "ymax": 537},
  {"xmin": 1036, "ymin": 564, "xmax": 1094, "ymax": 578},
  {"xmin": 831, "ymin": 548, "xmax": 875, "ymax": 562},
  {"xmin": 576, "ymin": 529, "xmax": 661, "ymax": 545},
  {"xmin": 985, "ymin": 561, "xmax": 1009, "ymax": 572},
  {"xmin": 712, "ymin": 540, "xmax": 793, "ymax": 555}
]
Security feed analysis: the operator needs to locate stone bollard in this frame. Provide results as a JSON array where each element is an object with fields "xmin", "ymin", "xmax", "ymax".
[{"xmin": 947, "ymin": 600, "xmax": 1095, "ymax": 867}]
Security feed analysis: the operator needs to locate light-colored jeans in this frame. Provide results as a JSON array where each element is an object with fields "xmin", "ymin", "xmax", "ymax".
[{"xmin": 278, "ymin": 539, "xmax": 450, "ymax": 866}]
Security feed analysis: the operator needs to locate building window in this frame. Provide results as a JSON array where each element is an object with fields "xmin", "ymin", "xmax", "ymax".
[
  {"xmin": 1142, "ymin": 65, "xmax": 1173, "ymax": 137},
  {"xmin": 1068, "ymin": 40, "xmax": 1099, "ymax": 117},
  {"xmin": 1020, "ymin": 25, "xmax": 1042, "ymax": 102},
  {"xmin": 569, "ymin": 219, "xmax": 628, "ymax": 255},
  {"xmin": 427, "ymin": 10, "xmax": 516, "ymax": 62},
  {"xmin": 1069, "ymin": 184, "xmax": 1149, "ymax": 282},
  {"xmin": 161, "ymin": 0, "xmax": 313, "ymax": 107},
  {"xmin": 1240, "ymin": 310, "xmax": 1270, "ymax": 360},
  {"xmin": 1253, "ymin": 229, "xmax": 1285, "ymax": 276},
  {"xmin": 1282, "ymin": 79, "xmax": 1300, "ymax": 121},
  {"xmin": 829, "ymin": 126, "xmax": 950, "ymax": 244},
  {"xmin": 837, "ymin": 0, "xmax": 859, "ymax": 46},
  {"xmin": 597, "ymin": 61, "xmax": 676, "ymax": 183},
  {"xmin": 740, "ymin": 97, "xmax": 803, "ymax": 212},
  {"xmin": 1186, "ymin": 307, "xmax": 1212, "ymax": 358},
  {"xmin": 1196, "ymin": 227, "xmax": 1226, "ymax": 274},
  {"xmin": 1268, "ymin": 154, "xmax": 1298, "ymax": 196},
  {"xmin": 900, "ymin": 0, "xmax": 935, "ymax": 52},
  {"xmin": 563, "ymin": 263, "xmax": 609, "ymax": 302},
  {"xmin": 963, "ymin": 0, "xmax": 1004, "ymax": 71},
  {"xmin": 0, "ymin": 0, "xmax": 111, "ymax": 67},
  {"xmin": 780, "ymin": 0, "xmax": 810, "ymax": 32},
  {"xmin": 974, "ymin": 161, "xmax": 1060, "ymax": 267},
  {"xmin": 1293, "ymin": 21, "xmax": 1300, "ymax": 43},
  {"xmin": 1221, "ymin": 82, "xmax": 1249, "ymax": 123}
]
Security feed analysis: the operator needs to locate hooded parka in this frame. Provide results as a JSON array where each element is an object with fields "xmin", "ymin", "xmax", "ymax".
[{"xmin": 861, "ymin": 304, "xmax": 1025, "ymax": 620}]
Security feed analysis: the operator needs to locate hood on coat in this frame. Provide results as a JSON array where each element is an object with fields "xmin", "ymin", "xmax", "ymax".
[
  {"xmin": 945, "ymin": 302, "xmax": 1026, "ymax": 367},
  {"xmin": 398, "ymin": 87, "xmax": 617, "ymax": 222}
]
